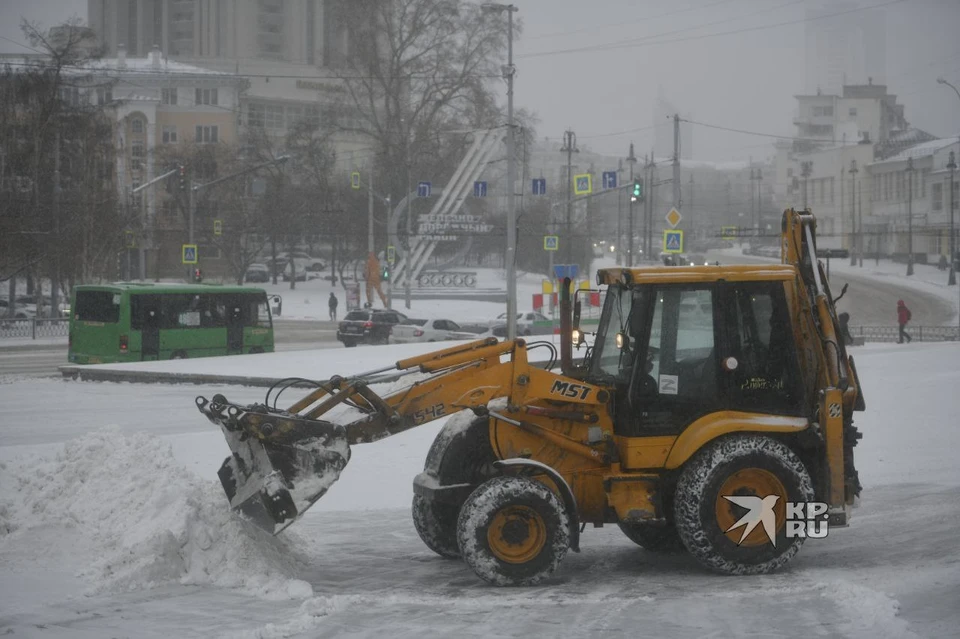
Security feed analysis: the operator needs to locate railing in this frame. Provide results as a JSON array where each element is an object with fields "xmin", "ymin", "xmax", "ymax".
[
  {"xmin": 850, "ymin": 325, "xmax": 959, "ymax": 343},
  {"xmin": 0, "ymin": 318, "xmax": 70, "ymax": 340}
]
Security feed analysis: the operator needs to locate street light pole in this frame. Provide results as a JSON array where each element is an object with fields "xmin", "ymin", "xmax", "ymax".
[
  {"xmin": 849, "ymin": 159, "xmax": 858, "ymax": 266},
  {"xmin": 907, "ymin": 156, "xmax": 915, "ymax": 277},
  {"xmin": 626, "ymin": 142, "xmax": 637, "ymax": 267},
  {"xmin": 483, "ymin": 2, "xmax": 519, "ymax": 338},
  {"xmin": 801, "ymin": 161, "xmax": 812, "ymax": 210},
  {"xmin": 948, "ymin": 150, "xmax": 957, "ymax": 286}
]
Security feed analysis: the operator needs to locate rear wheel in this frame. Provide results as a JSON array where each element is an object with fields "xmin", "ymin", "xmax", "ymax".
[
  {"xmin": 674, "ymin": 434, "xmax": 814, "ymax": 575},
  {"xmin": 412, "ymin": 495, "xmax": 461, "ymax": 558},
  {"xmin": 171, "ymin": 350, "xmax": 188, "ymax": 359},
  {"xmin": 457, "ymin": 476, "xmax": 569, "ymax": 586},
  {"xmin": 342, "ymin": 340, "xmax": 357, "ymax": 348},
  {"xmin": 617, "ymin": 522, "xmax": 685, "ymax": 553}
]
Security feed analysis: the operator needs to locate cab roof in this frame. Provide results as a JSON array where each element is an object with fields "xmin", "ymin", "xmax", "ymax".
[{"xmin": 595, "ymin": 264, "xmax": 797, "ymax": 286}]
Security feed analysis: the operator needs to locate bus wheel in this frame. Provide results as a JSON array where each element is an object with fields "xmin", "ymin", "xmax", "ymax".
[
  {"xmin": 250, "ymin": 347, "xmax": 264, "ymax": 354},
  {"xmin": 171, "ymin": 350, "xmax": 188, "ymax": 359}
]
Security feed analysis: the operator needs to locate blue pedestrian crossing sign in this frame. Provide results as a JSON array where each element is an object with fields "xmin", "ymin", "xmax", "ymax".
[
  {"xmin": 532, "ymin": 178, "xmax": 546, "ymax": 195},
  {"xmin": 602, "ymin": 171, "xmax": 617, "ymax": 189},
  {"xmin": 182, "ymin": 244, "xmax": 198, "ymax": 264},
  {"xmin": 417, "ymin": 181, "xmax": 431, "ymax": 197},
  {"xmin": 543, "ymin": 235, "xmax": 559, "ymax": 251},
  {"xmin": 553, "ymin": 264, "xmax": 580, "ymax": 280},
  {"xmin": 574, "ymin": 174, "xmax": 592, "ymax": 195},
  {"xmin": 662, "ymin": 230, "xmax": 684, "ymax": 254},
  {"xmin": 473, "ymin": 181, "xmax": 487, "ymax": 197}
]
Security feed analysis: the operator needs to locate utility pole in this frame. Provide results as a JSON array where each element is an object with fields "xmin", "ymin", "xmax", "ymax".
[
  {"xmin": 948, "ymin": 151, "xmax": 957, "ymax": 286},
  {"xmin": 907, "ymin": 156, "xmax": 915, "ymax": 276},
  {"xmin": 689, "ymin": 174, "xmax": 695, "ymax": 240},
  {"xmin": 858, "ymin": 180, "xmax": 863, "ymax": 267},
  {"xmin": 51, "ymin": 127, "xmax": 61, "ymax": 317},
  {"xmin": 626, "ymin": 143, "xmax": 637, "ymax": 266},
  {"xmin": 801, "ymin": 161, "xmax": 812, "ymax": 209},
  {"xmin": 368, "ymin": 169, "xmax": 375, "ymax": 255},
  {"xmin": 849, "ymin": 159, "xmax": 858, "ymax": 266},
  {"xmin": 561, "ymin": 129, "xmax": 578, "ymax": 267},
  {"xmin": 672, "ymin": 114, "xmax": 681, "ymax": 214},
  {"xmin": 617, "ymin": 157, "xmax": 624, "ymax": 264}
]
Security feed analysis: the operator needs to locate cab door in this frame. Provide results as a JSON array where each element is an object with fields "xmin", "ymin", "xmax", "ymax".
[{"xmin": 617, "ymin": 285, "xmax": 722, "ymax": 436}]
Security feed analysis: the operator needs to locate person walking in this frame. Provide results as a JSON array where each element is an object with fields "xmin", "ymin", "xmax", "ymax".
[
  {"xmin": 896, "ymin": 299, "xmax": 912, "ymax": 344},
  {"xmin": 328, "ymin": 292, "xmax": 339, "ymax": 322}
]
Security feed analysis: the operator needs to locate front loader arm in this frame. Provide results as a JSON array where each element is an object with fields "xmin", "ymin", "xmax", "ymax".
[{"xmin": 196, "ymin": 337, "xmax": 607, "ymax": 534}]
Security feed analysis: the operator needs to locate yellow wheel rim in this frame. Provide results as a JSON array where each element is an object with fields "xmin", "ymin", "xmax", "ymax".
[
  {"xmin": 715, "ymin": 468, "xmax": 788, "ymax": 547},
  {"xmin": 487, "ymin": 505, "xmax": 547, "ymax": 564}
]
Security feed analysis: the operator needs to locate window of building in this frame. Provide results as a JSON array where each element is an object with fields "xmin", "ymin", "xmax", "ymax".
[
  {"xmin": 161, "ymin": 88, "xmax": 177, "ymax": 105},
  {"xmin": 248, "ymin": 103, "xmax": 265, "ymax": 128},
  {"xmin": 265, "ymin": 105, "xmax": 284, "ymax": 130},
  {"xmin": 59, "ymin": 86, "xmax": 80, "ymax": 106},
  {"xmin": 829, "ymin": 177, "xmax": 834, "ymax": 203},
  {"xmin": 131, "ymin": 179, "xmax": 142, "ymax": 205},
  {"xmin": 920, "ymin": 169, "xmax": 928, "ymax": 198},
  {"xmin": 932, "ymin": 183, "xmax": 943, "ymax": 211},
  {"xmin": 849, "ymin": 107, "xmax": 857, "ymax": 117},
  {"xmin": 195, "ymin": 125, "xmax": 219, "ymax": 144},
  {"xmin": 96, "ymin": 87, "xmax": 112, "ymax": 105},
  {"xmin": 131, "ymin": 117, "xmax": 144, "ymax": 134},
  {"xmin": 162, "ymin": 125, "xmax": 177, "ymax": 144},
  {"xmin": 305, "ymin": 105, "xmax": 320, "ymax": 128},
  {"xmin": 131, "ymin": 143, "xmax": 144, "ymax": 172},
  {"xmin": 195, "ymin": 88, "xmax": 218, "ymax": 106}
]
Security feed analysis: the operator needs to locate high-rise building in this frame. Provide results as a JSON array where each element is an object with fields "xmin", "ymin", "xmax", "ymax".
[
  {"xmin": 804, "ymin": 1, "xmax": 886, "ymax": 95},
  {"xmin": 87, "ymin": 0, "xmax": 349, "ymax": 65}
]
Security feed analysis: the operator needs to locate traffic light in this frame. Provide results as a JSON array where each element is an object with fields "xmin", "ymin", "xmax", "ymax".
[
  {"xmin": 381, "ymin": 264, "xmax": 390, "ymax": 281},
  {"xmin": 192, "ymin": 268, "xmax": 202, "ymax": 283},
  {"xmin": 178, "ymin": 165, "xmax": 187, "ymax": 192},
  {"xmin": 630, "ymin": 178, "xmax": 643, "ymax": 203}
]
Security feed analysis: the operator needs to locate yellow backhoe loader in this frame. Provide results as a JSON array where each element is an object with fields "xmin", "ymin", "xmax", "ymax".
[{"xmin": 197, "ymin": 209, "xmax": 865, "ymax": 585}]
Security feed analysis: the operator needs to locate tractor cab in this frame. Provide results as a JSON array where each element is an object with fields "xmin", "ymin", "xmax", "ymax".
[{"xmin": 579, "ymin": 267, "xmax": 807, "ymax": 437}]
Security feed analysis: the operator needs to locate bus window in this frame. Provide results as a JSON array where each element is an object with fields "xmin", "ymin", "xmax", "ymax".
[
  {"xmin": 74, "ymin": 291, "xmax": 120, "ymax": 323},
  {"xmin": 242, "ymin": 293, "xmax": 271, "ymax": 328}
]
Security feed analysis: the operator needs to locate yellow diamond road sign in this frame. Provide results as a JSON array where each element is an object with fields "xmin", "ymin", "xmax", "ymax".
[{"xmin": 665, "ymin": 208, "xmax": 682, "ymax": 229}]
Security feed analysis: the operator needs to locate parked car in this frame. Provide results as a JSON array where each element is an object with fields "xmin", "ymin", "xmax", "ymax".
[
  {"xmin": 281, "ymin": 259, "xmax": 324, "ymax": 282},
  {"xmin": 337, "ymin": 308, "xmax": 408, "ymax": 347},
  {"xmin": 0, "ymin": 299, "xmax": 35, "ymax": 319},
  {"xmin": 490, "ymin": 311, "xmax": 550, "ymax": 337},
  {"xmin": 244, "ymin": 263, "xmax": 270, "ymax": 283},
  {"xmin": 389, "ymin": 318, "xmax": 476, "ymax": 344}
]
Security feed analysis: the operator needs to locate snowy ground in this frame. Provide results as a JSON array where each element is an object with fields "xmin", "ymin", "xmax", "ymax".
[{"xmin": 1, "ymin": 340, "xmax": 959, "ymax": 638}]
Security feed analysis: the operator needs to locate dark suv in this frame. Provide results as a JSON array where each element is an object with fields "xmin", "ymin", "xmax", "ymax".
[{"xmin": 337, "ymin": 309, "xmax": 408, "ymax": 347}]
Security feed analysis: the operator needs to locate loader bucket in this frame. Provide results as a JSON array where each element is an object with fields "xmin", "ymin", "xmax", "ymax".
[{"xmin": 197, "ymin": 395, "xmax": 351, "ymax": 535}]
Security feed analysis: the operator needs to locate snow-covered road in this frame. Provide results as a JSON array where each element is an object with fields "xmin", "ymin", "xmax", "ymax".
[{"xmin": 1, "ymin": 343, "xmax": 958, "ymax": 638}]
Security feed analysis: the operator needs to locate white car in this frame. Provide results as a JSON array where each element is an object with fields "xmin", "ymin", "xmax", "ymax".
[
  {"xmin": 491, "ymin": 311, "xmax": 551, "ymax": 336},
  {"xmin": 389, "ymin": 318, "xmax": 476, "ymax": 343}
]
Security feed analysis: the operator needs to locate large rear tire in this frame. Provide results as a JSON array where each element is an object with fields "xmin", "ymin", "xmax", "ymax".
[
  {"xmin": 412, "ymin": 495, "xmax": 461, "ymax": 559},
  {"xmin": 674, "ymin": 434, "xmax": 814, "ymax": 575},
  {"xmin": 617, "ymin": 522, "xmax": 685, "ymax": 553},
  {"xmin": 457, "ymin": 476, "xmax": 569, "ymax": 586}
]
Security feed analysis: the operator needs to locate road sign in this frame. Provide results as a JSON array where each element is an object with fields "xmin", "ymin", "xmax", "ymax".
[
  {"xmin": 417, "ymin": 181, "xmax": 431, "ymax": 197},
  {"xmin": 350, "ymin": 171, "xmax": 361, "ymax": 190},
  {"xmin": 721, "ymin": 225, "xmax": 738, "ymax": 240},
  {"xmin": 544, "ymin": 235, "xmax": 559, "ymax": 251},
  {"xmin": 213, "ymin": 219, "xmax": 222, "ymax": 236},
  {"xmin": 665, "ymin": 207, "xmax": 682, "ymax": 229},
  {"xmin": 386, "ymin": 245, "xmax": 396, "ymax": 265},
  {"xmin": 553, "ymin": 264, "xmax": 580, "ymax": 280},
  {"xmin": 473, "ymin": 181, "xmax": 487, "ymax": 197},
  {"xmin": 663, "ymin": 230, "xmax": 684, "ymax": 254},
  {"xmin": 182, "ymin": 244, "xmax": 198, "ymax": 264},
  {"xmin": 124, "ymin": 230, "xmax": 136, "ymax": 248},
  {"xmin": 532, "ymin": 178, "xmax": 546, "ymax": 195},
  {"xmin": 602, "ymin": 171, "xmax": 617, "ymax": 189},
  {"xmin": 573, "ymin": 174, "xmax": 592, "ymax": 195}
]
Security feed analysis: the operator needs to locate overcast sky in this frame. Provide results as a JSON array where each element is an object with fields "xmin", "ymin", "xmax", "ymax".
[{"xmin": 2, "ymin": 0, "xmax": 958, "ymax": 162}]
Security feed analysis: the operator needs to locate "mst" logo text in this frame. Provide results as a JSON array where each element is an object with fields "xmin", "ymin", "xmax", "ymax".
[{"xmin": 549, "ymin": 380, "xmax": 592, "ymax": 400}]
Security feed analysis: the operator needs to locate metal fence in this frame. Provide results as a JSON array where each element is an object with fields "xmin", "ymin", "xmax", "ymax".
[
  {"xmin": 0, "ymin": 318, "xmax": 70, "ymax": 340},
  {"xmin": 850, "ymin": 325, "xmax": 960, "ymax": 343}
]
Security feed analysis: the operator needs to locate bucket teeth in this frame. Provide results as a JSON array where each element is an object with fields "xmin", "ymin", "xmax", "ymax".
[{"xmin": 198, "ymin": 395, "xmax": 352, "ymax": 534}]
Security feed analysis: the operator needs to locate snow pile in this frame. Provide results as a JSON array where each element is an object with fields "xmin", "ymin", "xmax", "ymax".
[{"xmin": 0, "ymin": 427, "xmax": 314, "ymax": 600}]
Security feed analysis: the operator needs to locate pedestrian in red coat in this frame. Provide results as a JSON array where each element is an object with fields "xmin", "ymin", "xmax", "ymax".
[{"xmin": 897, "ymin": 300, "xmax": 912, "ymax": 344}]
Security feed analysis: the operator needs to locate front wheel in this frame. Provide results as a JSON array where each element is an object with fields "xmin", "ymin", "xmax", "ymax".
[
  {"xmin": 457, "ymin": 476, "xmax": 569, "ymax": 586},
  {"xmin": 674, "ymin": 434, "xmax": 815, "ymax": 575}
]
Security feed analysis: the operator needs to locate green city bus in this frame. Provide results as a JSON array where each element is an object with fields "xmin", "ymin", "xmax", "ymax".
[{"xmin": 68, "ymin": 283, "xmax": 274, "ymax": 364}]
